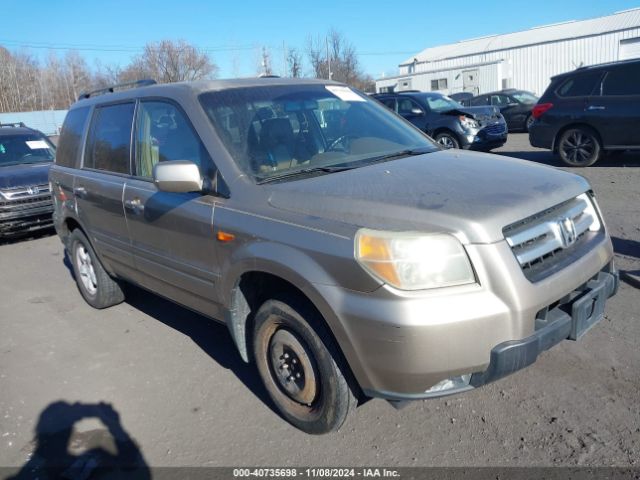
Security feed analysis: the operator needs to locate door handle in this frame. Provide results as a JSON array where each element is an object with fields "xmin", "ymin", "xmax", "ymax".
[
  {"xmin": 587, "ymin": 105, "xmax": 605, "ymax": 111},
  {"xmin": 73, "ymin": 186, "xmax": 87, "ymax": 198},
  {"xmin": 124, "ymin": 198, "xmax": 144, "ymax": 214}
]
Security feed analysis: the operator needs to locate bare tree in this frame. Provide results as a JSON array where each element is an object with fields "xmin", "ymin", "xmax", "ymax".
[
  {"xmin": 287, "ymin": 48, "xmax": 303, "ymax": 78},
  {"xmin": 121, "ymin": 39, "xmax": 218, "ymax": 83},
  {"xmin": 306, "ymin": 29, "xmax": 366, "ymax": 87}
]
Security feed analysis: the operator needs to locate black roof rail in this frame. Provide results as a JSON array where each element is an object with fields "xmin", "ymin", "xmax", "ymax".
[
  {"xmin": 0, "ymin": 122, "xmax": 27, "ymax": 128},
  {"xmin": 78, "ymin": 79, "xmax": 157, "ymax": 101}
]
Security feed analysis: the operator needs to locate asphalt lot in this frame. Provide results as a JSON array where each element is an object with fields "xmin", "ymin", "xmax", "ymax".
[{"xmin": 1, "ymin": 134, "xmax": 639, "ymax": 471}]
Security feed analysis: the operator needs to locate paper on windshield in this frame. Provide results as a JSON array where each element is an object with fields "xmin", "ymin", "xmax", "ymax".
[
  {"xmin": 26, "ymin": 140, "xmax": 49, "ymax": 150},
  {"xmin": 325, "ymin": 86, "xmax": 365, "ymax": 102}
]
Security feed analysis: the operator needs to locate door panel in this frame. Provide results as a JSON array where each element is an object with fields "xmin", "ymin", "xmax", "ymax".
[
  {"xmin": 589, "ymin": 66, "xmax": 640, "ymax": 147},
  {"xmin": 74, "ymin": 171, "xmax": 133, "ymax": 276},
  {"xmin": 126, "ymin": 99, "xmax": 222, "ymax": 319},
  {"xmin": 123, "ymin": 180, "xmax": 221, "ymax": 317}
]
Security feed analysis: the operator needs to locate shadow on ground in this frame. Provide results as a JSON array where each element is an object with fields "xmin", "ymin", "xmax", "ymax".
[
  {"xmin": 123, "ymin": 285, "xmax": 277, "ymax": 415},
  {"xmin": 497, "ymin": 150, "xmax": 640, "ymax": 168},
  {"xmin": 0, "ymin": 227, "xmax": 55, "ymax": 246},
  {"xmin": 7, "ymin": 401, "xmax": 149, "ymax": 480},
  {"xmin": 612, "ymin": 237, "xmax": 640, "ymax": 259}
]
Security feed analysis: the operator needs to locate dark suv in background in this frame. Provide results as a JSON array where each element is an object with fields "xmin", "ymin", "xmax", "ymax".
[
  {"xmin": 372, "ymin": 91, "xmax": 507, "ymax": 151},
  {"xmin": 529, "ymin": 59, "xmax": 640, "ymax": 167},
  {"xmin": 463, "ymin": 89, "xmax": 539, "ymax": 132},
  {"xmin": 0, "ymin": 123, "xmax": 56, "ymax": 238}
]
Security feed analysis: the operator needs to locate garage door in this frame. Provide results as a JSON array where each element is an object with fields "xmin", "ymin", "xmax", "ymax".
[{"xmin": 619, "ymin": 37, "xmax": 640, "ymax": 60}]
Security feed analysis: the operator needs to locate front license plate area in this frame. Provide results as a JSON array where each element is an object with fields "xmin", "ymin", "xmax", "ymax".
[{"xmin": 570, "ymin": 280, "xmax": 607, "ymax": 340}]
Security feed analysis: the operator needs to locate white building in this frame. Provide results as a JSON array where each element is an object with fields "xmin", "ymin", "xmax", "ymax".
[{"xmin": 376, "ymin": 8, "xmax": 640, "ymax": 96}]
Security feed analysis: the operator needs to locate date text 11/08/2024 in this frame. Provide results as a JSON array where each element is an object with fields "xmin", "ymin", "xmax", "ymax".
[{"xmin": 232, "ymin": 468, "xmax": 401, "ymax": 478}]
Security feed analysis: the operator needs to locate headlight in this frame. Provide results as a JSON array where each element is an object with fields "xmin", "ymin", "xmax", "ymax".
[
  {"xmin": 355, "ymin": 229, "xmax": 476, "ymax": 290},
  {"xmin": 459, "ymin": 115, "xmax": 479, "ymax": 129},
  {"xmin": 577, "ymin": 192, "xmax": 602, "ymax": 231}
]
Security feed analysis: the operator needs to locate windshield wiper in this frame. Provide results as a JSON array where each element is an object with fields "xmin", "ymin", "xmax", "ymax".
[
  {"xmin": 359, "ymin": 147, "xmax": 433, "ymax": 165},
  {"xmin": 257, "ymin": 165, "xmax": 356, "ymax": 184}
]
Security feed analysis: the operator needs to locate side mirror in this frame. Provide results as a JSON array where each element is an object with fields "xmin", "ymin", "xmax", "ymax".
[
  {"xmin": 153, "ymin": 160, "xmax": 203, "ymax": 193},
  {"xmin": 410, "ymin": 107, "xmax": 424, "ymax": 116}
]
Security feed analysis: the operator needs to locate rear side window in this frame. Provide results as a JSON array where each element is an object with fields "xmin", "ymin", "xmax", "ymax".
[
  {"xmin": 557, "ymin": 72, "xmax": 603, "ymax": 97},
  {"xmin": 84, "ymin": 103, "xmax": 135, "ymax": 174},
  {"xmin": 602, "ymin": 65, "xmax": 640, "ymax": 95},
  {"xmin": 56, "ymin": 107, "xmax": 90, "ymax": 168},
  {"xmin": 469, "ymin": 96, "xmax": 488, "ymax": 106}
]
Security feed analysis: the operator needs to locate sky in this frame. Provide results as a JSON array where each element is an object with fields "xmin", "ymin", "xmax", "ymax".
[{"xmin": 2, "ymin": 0, "xmax": 640, "ymax": 80}]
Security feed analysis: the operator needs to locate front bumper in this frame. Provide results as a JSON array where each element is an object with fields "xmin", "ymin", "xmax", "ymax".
[
  {"xmin": 469, "ymin": 269, "xmax": 617, "ymax": 389},
  {"xmin": 316, "ymin": 235, "xmax": 615, "ymax": 401},
  {"xmin": 0, "ymin": 197, "xmax": 54, "ymax": 237},
  {"xmin": 462, "ymin": 123, "xmax": 508, "ymax": 151}
]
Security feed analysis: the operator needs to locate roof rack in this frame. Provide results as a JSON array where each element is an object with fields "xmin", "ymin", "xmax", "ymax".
[
  {"xmin": 78, "ymin": 79, "xmax": 157, "ymax": 101},
  {"xmin": 0, "ymin": 122, "xmax": 27, "ymax": 128}
]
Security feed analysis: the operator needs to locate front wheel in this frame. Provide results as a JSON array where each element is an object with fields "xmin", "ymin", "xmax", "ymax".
[
  {"xmin": 557, "ymin": 128, "xmax": 601, "ymax": 167},
  {"xmin": 434, "ymin": 132, "xmax": 460, "ymax": 149},
  {"xmin": 253, "ymin": 298, "xmax": 356, "ymax": 434}
]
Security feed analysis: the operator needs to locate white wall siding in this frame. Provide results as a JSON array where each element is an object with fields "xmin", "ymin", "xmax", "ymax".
[{"xmin": 377, "ymin": 18, "xmax": 640, "ymax": 96}]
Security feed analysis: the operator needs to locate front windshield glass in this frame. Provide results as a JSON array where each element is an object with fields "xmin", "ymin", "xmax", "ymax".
[
  {"xmin": 421, "ymin": 95, "xmax": 463, "ymax": 112},
  {"xmin": 0, "ymin": 133, "xmax": 55, "ymax": 167},
  {"xmin": 199, "ymin": 84, "xmax": 438, "ymax": 182},
  {"xmin": 511, "ymin": 91, "xmax": 538, "ymax": 104}
]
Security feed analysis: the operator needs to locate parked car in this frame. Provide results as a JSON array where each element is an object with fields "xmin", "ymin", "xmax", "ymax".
[
  {"xmin": 462, "ymin": 89, "xmax": 539, "ymax": 131},
  {"xmin": 529, "ymin": 59, "xmax": 640, "ymax": 167},
  {"xmin": 51, "ymin": 78, "xmax": 617, "ymax": 434},
  {"xmin": 372, "ymin": 91, "xmax": 507, "ymax": 151},
  {"xmin": 0, "ymin": 122, "xmax": 56, "ymax": 238}
]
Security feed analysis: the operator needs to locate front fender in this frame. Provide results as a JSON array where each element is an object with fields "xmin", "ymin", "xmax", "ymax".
[{"xmin": 220, "ymin": 240, "xmax": 373, "ymax": 390}]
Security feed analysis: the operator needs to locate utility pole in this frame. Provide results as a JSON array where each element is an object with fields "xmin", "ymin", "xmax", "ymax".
[
  {"xmin": 326, "ymin": 36, "xmax": 332, "ymax": 80},
  {"xmin": 283, "ymin": 41, "xmax": 287, "ymax": 77}
]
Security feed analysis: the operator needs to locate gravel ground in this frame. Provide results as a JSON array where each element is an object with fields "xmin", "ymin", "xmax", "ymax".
[{"xmin": 0, "ymin": 134, "xmax": 638, "ymax": 471}]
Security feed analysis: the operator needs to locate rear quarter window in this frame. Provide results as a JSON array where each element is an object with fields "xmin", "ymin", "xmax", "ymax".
[
  {"xmin": 55, "ymin": 107, "xmax": 90, "ymax": 168},
  {"xmin": 556, "ymin": 72, "xmax": 603, "ymax": 97}
]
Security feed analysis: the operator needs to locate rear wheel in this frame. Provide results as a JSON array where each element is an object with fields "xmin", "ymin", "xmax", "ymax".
[
  {"xmin": 525, "ymin": 114, "xmax": 534, "ymax": 132},
  {"xmin": 69, "ymin": 229, "xmax": 125, "ymax": 309},
  {"xmin": 253, "ymin": 298, "xmax": 356, "ymax": 434},
  {"xmin": 557, "ymin": 127, "xmax": 601, "ymax": 167},
  {"xmin": 434, "ymin": 132, "xmax": 460, "ymax": 149}
]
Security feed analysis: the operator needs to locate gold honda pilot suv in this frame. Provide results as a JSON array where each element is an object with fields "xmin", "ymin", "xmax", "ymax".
[{"xmin": 50, "ymin": 78, "xmax": 618, "ymax": 434}]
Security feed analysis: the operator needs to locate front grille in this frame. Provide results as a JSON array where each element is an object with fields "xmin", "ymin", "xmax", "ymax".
[
  {"xmin": 482, "ymin": 123, "xmax": 506, "ymax": 135},
  {"xmin": 0, "ymin": 184, "xmax": 50, "ymax": 200},
  {"xmin": 504, "ymin": 195, "xmax": 601, "ymax": 281}
]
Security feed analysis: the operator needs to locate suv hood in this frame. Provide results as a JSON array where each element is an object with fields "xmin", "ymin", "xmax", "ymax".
[
  {"xmin": 267, "ymin": 150, "xmax": 589, "ymax": 244},
  {"xmin": 0, "ymin": 162, "xmax": 52, "ymax": 190}
]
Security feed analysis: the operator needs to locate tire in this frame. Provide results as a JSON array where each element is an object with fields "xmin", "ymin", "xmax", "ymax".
[
  {"xmin": 252, "ymin": 297, "xmax": 356, "ymax": 434},
  {"xmin": 524, "ymin": 114, "xmax": 534, "ymax": 132},
  {"xmin": 557, "ymin": 127, "xmax": 601, "ymax": 167},
  {"xmin": 68, "ymin": 229, "xmax": 125, "ymax": 309},
  {"xmin": 434, "ymin": 132, "xmax": 460, "ymax": 149}
]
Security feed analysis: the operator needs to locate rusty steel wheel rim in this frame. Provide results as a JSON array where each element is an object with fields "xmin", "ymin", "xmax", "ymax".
[{"xmin": 268, "ymin": 329, "xmax": 318, "ymax": 406}]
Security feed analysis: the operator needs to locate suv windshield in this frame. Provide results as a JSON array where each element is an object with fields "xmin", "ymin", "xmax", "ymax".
[
  {"xmin": 199, "ymin": 84, "xmax": 437, "ymax": 182},
  {"xmin": 0, "ymin": 133, "xmax": 55, "ymax": 167},
  {"xmin": 511, "ymin": 91, "xmax": 538, "ymax": 104}
]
